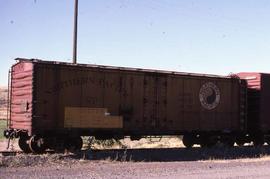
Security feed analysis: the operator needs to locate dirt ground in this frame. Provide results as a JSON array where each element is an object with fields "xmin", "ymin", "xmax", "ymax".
[
  {"xmin": 2, "ymin": 145, "xmax": 270, "ymax": 178},
  {"xmin": 2, "ymin": 152, "xmax": 270, "ymax": 179},
  {"xmin": 2, "ymin": 158, "xmax": 270, "ymax": 179},
  {"xmin": 0, "ymin": 140, "xmax": 19, "ymax": 152},
  {"xmin": 1, "ymin": 137, "xmax": 270, "ymax": 179},
  {"xmin": 2, "ymin": 86, "xmax": 270, "ymax": 178}
]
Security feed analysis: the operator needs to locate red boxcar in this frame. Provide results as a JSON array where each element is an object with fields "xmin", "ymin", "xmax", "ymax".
[
  {"xmin": 5, "ymin": 58, "xmax": 247, "ymax": 153},
  {"xmin": 237, "ymin": 73, "xmax": 270, "ymax": 145}
]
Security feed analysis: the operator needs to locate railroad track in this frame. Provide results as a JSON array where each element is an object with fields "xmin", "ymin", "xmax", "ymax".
[
  {"xmin": 0, "ymin": 150, "xmax": 22, "ymax": 156},
  {"xmin": 0, "ymin": 150, "xmax": 58, "ymax": 156}
]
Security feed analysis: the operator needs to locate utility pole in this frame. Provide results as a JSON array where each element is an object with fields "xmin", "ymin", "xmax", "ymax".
[{"xmin": 73, "ymin": 0, "xmax": 78, "ymax": 64}]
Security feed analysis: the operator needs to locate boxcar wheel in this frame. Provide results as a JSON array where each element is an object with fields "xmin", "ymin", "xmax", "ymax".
[
  {"xmin": 235, "ymin": 139, "xmax": 245, "ymax": 146},
  {"xmin": 235, "ymin": 136, "xmax": 245, "ymax": 146},
  {"xmin": 182, "ymin": 135, "xmax": 194, "ymax": 148},
  {"xmin": 200, "ymin": 141, "xmax": 216, "ymax": 148},
  {"xmin": 205, "ymin": 141, "xmax": 217, "ymax": 148},
  {"xmin": 253, "ymin": 135, "xmax": 264, "ymax": 147},
  {"xmin": 199, "ymin": 137, "xmax": 207, "ymax": 148},
  {"xmin": 66, "ymin": 136, "xmax": 83, "ymax": 152},
  {"xmin": 29, "ymin": 135, "xmax": 47, "ymax": 153},
  {"xmin": 221, "ymin": 137, "xmax": 235, "ymax": 148},
  {"xmin": 200, "ymin": 135, "xmax": 217, "ymax": 148},
  {"xmin": 253, "ymin": 139, "xmax": 264, "ymax": 147},
  {"xmin": 51, "ymin": 136, "xmax": 66, "ymax": 152},
  {"xmin": 265, "ymin": 138, "xmax": 270, "ymax": 145},
  {"xmin": 18, "ymin": 136, "xmax": 31, "ymax": 153}
]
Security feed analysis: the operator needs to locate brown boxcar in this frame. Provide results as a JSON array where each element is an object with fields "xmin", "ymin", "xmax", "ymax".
[
  {"xmin": 5, "ymin": 58, "xmax": 247, "ymax": 152},
  {"xmin": 237, "ymin": 73, "xmax": 270, "ymax": 145}
]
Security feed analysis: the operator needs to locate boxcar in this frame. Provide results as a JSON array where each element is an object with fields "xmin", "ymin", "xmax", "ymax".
[
  {"xmin": 5, "ymin": 58, "xmax": 247, "ymax": 153},
  {"xmin": 237, "ymin": 73, "xmax": 270, "ymax": 145}
]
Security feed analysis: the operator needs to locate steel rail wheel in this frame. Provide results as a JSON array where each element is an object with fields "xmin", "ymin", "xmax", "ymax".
[
  {"xmin": 253, "ymin": 134, "xmax": 264, "ymax": 147},
  {"xmin": 66, "ymin": 136, "xmax": 83, "ymax": 152},
  {"xmin": 235, "ymin": 136, "xmax": 246, "ymax": 147},
  {"xmin": 221, "ymin": 137, "xmax": 235, "ymax": 147},
  {"xmin": 182, "ymin": 135, "xmax": 194, "ymax": 148},
  {"xmin": 200, "ymin": 135, "xmax": 217, "ymax": 148},
  {"xmin": 18, "ymin": 136, "xmax": 31, "ymax": 153},
  {"xmin": 235, "ymin": 139, "xmax": 245, "ymax": 146},
  {"xmin": 29, "ymin": 135, "xmax": 47, "ymax": 153}
]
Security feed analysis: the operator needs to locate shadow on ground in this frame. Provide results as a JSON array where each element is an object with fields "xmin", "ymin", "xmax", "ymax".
[
  {"xmin": 72, "ymin": 146, "xmax": 270, "ymax": 162},
  {"xmin": 2, "ymin": 146, "xmax": 270, "ymax": 167}
]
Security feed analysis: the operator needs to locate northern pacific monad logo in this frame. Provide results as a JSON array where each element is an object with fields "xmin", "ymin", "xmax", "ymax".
[{"xmin": 199, "ymin": 82, "xmax": 220, "ymax": 110}]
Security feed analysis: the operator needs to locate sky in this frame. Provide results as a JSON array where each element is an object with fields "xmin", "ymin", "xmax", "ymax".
[{"xmin": 1, "ymin": 0, "xmax": 270, "ymax": 86}]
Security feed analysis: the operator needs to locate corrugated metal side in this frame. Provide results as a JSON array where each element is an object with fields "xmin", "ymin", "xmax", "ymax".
[
  {"xmin": 237, "ymin": 73, "xmax": 261, "ymax": 90},
  {"xmin": 10, "ymin": 61, "xmax": 33, "ymax": 135}
]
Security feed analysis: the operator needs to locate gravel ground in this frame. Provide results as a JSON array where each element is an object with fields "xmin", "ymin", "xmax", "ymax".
[
  {"xmin": 2, "ymin": 157, "xmax": 270, "ymax": 179},
  {"xmin": 1, "ymin": 146, "xmax": 270, "ymax": 179}
]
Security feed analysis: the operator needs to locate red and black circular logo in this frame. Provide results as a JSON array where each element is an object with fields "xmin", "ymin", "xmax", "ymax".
[{"xmin": 199, "ymin": 82, "xmax": 220, "ymax": 110}]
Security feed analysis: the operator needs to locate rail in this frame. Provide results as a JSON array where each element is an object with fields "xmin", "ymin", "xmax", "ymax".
[{"xmin": 0, "ymin": 150, "xmax": 22, "ymax": 156}]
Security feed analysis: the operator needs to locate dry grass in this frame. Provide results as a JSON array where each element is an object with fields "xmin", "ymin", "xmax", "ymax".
[
  {"xmin": 200, "ymin": 155, "xmax": 270, "ymax": 163},
  {"xmin": 0, "ymin": 86, "xmax": 7, "ymax": 120},
  {"xmin": 0, "ymin": 120, "xmax": 7, "ymax": 140},
  {"xmin": 0, "ymin": 109, "xmax": 7, "ymax": 120},
  {"xmin": 83, "ymin": 136, "xmax": 184, "ymax": 150}
]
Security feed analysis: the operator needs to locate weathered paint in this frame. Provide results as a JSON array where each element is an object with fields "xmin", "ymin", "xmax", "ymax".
[
  {"xmin": 64, "ymin": 107, "xmax": 123, "ymax": 128},
  {"xmin": 9, "ymin": 58, "xmax": 247, "ymax": 136},
  {"xmin": 10, "ymin": 61, "xmax": 33, "ymax": 135},
  {"xmin": 237, "ymin": 72, "xmax": 270, "ymax": 132},
  {"xmin": 237, "ymin": 73, "xmax": 261, "ymax": 90}
]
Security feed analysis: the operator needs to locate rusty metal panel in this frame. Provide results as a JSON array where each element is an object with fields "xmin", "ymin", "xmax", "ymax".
[
  {"xmin": 34, "ymin": 61, "xmax": 244, "ymax": 133},
  {"xmin": 237, "ymin": 73, "xmax": 261, "ymax": 90},
  {"xmin": 165, "ymin": 76, "xmax": 243, "ymax": 132},
  {"xmin": 118, "ymin": 72, "xmax": 144, "ymax": 130},
  {"xmin": 32, "ymin": 64, "xmax": 144, "ymax": 131},
  {"xmin": 10, "ymin": 58, "xmax": 246, "ymax": 136},
  {"xmin": 260, "ymin": 73, "xmax": 270, "ymax": 132},
  {"xmin": 137, "ymin": 73, "xmax": 168, "ymax": 130},
  {"xmin": 64, "ymin": 107, "xmax": 123, "ymax": 128},
  {"xmin": 183, "ymin": 78, "xmax": 201, "ymax": 130},
  {"xmin": 33, "ymin": 64, "xmax": 60, "ymax": 131},
  {"xmin": 238, "ymin": 73, "xmax": 270, "ymax": 132},
  {"xmin": 103, "ymin": 71, "xmax": 121, "ymax": 117},
  {"xmin": 237, "ymin": 73, "xmax": 268, "ymax": 132},
  {"xmin": 156, "ymin": 75, "xmax": 168, "ymax": 129},
  {"xmin": 142, "ymin": 74, "xmax": 157, "ymax": 129},
  {"xmin": 166, "ymin": 76, "xmax": 182, "ymax": 130},
  {"xmin": 10, "ymin": 61, "xmax": 33, "ymax": 134}
]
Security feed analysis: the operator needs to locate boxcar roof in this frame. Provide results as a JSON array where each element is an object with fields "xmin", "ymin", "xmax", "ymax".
[{"xmin": 15, "ymin": 58, "xmax": 235, "ymax": 79}]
